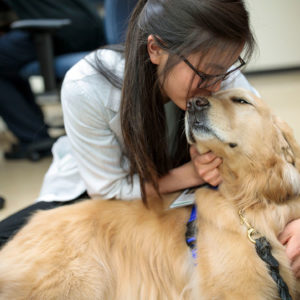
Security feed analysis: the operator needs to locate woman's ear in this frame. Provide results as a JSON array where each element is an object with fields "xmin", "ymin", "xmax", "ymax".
[{"xmin": 147, "ymin": 35, "xmax": 166, "ymax": 65}]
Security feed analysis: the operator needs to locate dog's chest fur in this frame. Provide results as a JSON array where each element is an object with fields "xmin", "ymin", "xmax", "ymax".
[{"xmin": 194, "ymin": 187, "xmax": 300, "ymax": 300}]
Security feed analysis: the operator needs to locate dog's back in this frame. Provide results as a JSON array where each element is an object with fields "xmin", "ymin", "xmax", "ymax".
[{"xmin": 0, "ymin": 198, "xmax": 194, "ymax": 300}]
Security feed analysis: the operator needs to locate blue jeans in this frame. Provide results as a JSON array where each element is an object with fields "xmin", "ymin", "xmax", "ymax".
[{"xmin": 0, "ymin": 30, "xmax": 49, "ymax": 144}]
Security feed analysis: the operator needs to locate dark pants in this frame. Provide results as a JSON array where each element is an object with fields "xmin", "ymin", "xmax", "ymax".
[
  {"xmin": 0, "ymin": 196, "xmax": 87, "ymax": 249},
  {"xmin": 0, "ymin": 30, "xmax": 49, "ymax": 144}
]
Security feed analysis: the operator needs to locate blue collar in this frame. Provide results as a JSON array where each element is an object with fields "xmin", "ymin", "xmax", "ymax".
[
  {"xmin": 185, "ymin": 205, "xmax": 197, "ymax": 260},
  {"xmin": 185, "ymin": 185, "xmax": 218, "ymax": 260}
]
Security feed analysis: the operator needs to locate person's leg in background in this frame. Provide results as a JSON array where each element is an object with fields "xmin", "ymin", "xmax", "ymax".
[
  {"xmin": 0, "ymin": 30, "xmax": 54, "ymax": 159},
  {"xmin": 0, "ymin": 197, "xmax": 86, "ymax": 249},
  {"xmin": 0, "ymin": 201, "xmax": 60, "ymax": 248},
  {"xmin": 0, "ymin": 191, "xmax": 89, "ymax": 249}
]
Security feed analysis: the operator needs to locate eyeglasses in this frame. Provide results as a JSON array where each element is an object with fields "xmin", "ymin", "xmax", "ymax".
[{"xmin": 180, "ymin": 55, "xmax": 246, "ymax": 89}]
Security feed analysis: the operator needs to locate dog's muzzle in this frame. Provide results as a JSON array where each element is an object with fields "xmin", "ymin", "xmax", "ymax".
[{"xmin": 186, "ymin": 97, "xmax": 210, "ymax": 143}]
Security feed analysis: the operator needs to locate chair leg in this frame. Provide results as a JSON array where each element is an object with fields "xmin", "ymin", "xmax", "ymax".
[
  {"xmin": 33, "ymin": 33, "xmax": 57, "ymax": 92},
  {"xmin": 0, "ymin": 197, "xmax": 5, "ymax": 210}
]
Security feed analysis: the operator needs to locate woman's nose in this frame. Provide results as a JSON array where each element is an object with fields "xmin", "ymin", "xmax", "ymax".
[{"xmin": 194, "ymin": 82, "xmax": 221, "ymax": 98}]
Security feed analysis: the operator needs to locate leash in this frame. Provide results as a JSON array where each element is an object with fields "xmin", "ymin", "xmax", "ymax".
[
  {"xmin": 184, "ymin": 206, "xmax": 293, "ymax": 299},
  {"xmin": 239, "ymin": 210, "xmax": 292, "ymax": 300}
]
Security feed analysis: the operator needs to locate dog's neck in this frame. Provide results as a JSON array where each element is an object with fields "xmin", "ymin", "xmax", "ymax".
[
  {"xmin": 195, "ymin": 170, "xmax": 300, "ymax": 247},
  {"xmin": 215, "ymin": 158, "xmax": 256, "ymax": 209},
  {"xmin": 221, "ymin": 151, "xmax": 300, "ymax": 209}
]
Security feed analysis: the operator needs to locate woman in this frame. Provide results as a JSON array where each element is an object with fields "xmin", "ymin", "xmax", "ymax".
[
  {"xmin": 1, "ymin": 0, "xmax": 300, "ymax": 278},
  {"xmin": 40, "ymin": 0, "xmax": 256, "ymax": 203}
]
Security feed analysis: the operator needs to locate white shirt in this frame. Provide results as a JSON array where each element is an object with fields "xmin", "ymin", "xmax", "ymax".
[{"xmin": 38, "ymin": 49, "xmax": 259, "ymax": 202}]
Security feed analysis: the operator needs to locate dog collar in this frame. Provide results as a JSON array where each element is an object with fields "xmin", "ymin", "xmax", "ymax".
[
  {"xmin": 185, "ymin": 185, "xmax": 218, "ymax": 261},
  {"xmin": 185, "ymin": 205, "xmax": 197, "ymax": 260}
]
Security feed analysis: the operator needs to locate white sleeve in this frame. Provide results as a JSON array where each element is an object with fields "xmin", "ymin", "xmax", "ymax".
[
  {"xmin": 61, "ymin": 78, "xmax": 141, "ymax": 200},
  {"xmin": 221, "ymin": 70, "xmax": 261, "ymax": 97}
]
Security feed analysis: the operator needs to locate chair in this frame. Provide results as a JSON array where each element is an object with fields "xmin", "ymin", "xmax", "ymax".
[
  {"xmin": 103, "ymin": 0, "xmax": 138, "ymax": 45},
  {"xmin": 9, "ymin": 0, "xmax": 138, "ymax": 161},
  {"xmin": 12, "ymin": 0, "xmax": 138, "ymax": 94}
]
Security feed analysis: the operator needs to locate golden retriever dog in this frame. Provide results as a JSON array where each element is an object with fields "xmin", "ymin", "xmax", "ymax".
[{"xmin": 0, "ymin": 88, "xmax": 300, "ymax": 299}]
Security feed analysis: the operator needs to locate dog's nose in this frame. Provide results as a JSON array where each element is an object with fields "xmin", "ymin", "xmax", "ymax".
[{"xmin": 187, "ymin": 97, "xmax": 210, "ymax": 112}]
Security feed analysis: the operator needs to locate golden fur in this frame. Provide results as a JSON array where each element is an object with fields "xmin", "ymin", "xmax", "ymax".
[{"xmin": 0, "ymin": 88, "xmax": 300, "ymax": 299}]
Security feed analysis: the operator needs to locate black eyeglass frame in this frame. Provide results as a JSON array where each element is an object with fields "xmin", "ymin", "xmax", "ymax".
[{"xmin": 180, "ymin": 55, "xmax": 246, "ymax": 89}]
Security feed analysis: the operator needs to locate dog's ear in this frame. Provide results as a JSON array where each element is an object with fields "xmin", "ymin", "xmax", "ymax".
[
  {"xmin": 271, "ymin": 116, "xmax": 300, "ymax": 197},
  {"xmin": 273, "ymin": 116, "xmax": 300, "ymax": 169}
]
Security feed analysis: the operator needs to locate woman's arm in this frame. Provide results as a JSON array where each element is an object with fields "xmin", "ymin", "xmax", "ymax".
[
  {"xmin": 145, "ymin": 161, "xmax": 204, "ymax": 197},
  {"xmin": 61, "ymin": 71, "xmax": 142, "ymax": 200},
  {"xmin": 145, "ymin": 147, "xmax": 222, "ymax": 197},
  {"xmin": 279, "ymin": 219, "xmax": 300, "ymax": 278}
]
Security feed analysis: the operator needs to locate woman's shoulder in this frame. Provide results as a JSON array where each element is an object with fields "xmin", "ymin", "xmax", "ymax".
[
  {"xmin": 63, "ymin": 48, "xmax": 125, "ymax": 84},
  {"xmin": 61, "ymin": 49, "xmax": 124, "ymax": 116}
]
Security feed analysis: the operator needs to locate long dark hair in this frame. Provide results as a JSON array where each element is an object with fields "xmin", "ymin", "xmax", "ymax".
[
  {"xmin": 121, "ymin": 0, "xmax": 255, "ymax": 203},
  {"xmin": 94, "ymin": 0, "xmax": 255, "ymax": 204}
]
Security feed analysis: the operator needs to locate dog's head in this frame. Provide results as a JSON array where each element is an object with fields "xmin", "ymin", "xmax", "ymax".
[{"xmin": 185, "ymin": 88, "xmax": 300, "ymax": 207}]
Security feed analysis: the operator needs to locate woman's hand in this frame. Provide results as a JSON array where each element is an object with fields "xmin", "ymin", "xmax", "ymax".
[
  {"xmin": 189, "ymin": 145, "xmax": 222, "ymax": 186},
  {"xmin": 145, "ymin": 146, "xmax": 222, "ymax": 196},
  {"xmin": 278, "ymin": 218, "xmax": 300, "ymax": 278}
]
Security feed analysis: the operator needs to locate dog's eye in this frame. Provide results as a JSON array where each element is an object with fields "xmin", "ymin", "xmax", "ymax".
[{"xmin": 231, "ymin": 97, "xmax": 249, "ymax": 105}]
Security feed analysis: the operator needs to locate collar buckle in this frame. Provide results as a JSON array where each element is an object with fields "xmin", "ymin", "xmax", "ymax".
[{"xmin": 239, "ymin": 209, "xmax": 261, "ymax": 244}]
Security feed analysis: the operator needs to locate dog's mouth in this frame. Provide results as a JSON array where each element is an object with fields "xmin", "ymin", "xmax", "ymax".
[{"xmin": 187, "ymin": 119, "xmax": 214, "ymax": 144}]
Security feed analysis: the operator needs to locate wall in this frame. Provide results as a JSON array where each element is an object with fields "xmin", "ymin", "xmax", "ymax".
[{"xmin": 245, "ymin": 0, "xmax": 300, "ymax": 71}]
